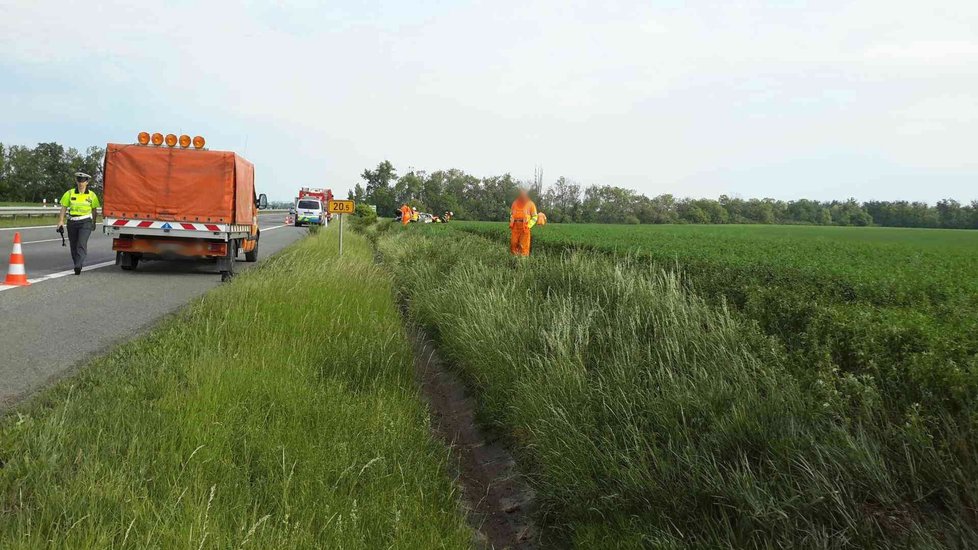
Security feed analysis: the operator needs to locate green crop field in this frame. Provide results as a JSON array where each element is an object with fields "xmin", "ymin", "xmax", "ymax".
[
  {"xmin": 456, "ymin": 222, "xmax": 978, "ymax": 411},
  {"xmin": 456, "ymin": 223, "xmax": 978, "ymax": 448},
  {"xmin": 458, "ymin": 222, "xmax": 978, "ymax": 307},
  {"xmin": 377, "ymin": 221, "xmax": 978, "ymax": 546}
]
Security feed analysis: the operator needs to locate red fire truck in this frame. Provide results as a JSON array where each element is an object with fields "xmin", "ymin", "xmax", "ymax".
[{"xmin": 294, "ymin": 187, "xmax": 334, "ymax": 223}]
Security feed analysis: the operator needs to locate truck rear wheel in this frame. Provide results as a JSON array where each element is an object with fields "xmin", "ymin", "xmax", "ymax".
[
  {"xmin": 120, "ymin": 252, "xmax": 139, "ymax": 271},
  {"xmin": 245, "ymin": 240, "xmax": 258, "ymax": 262}
]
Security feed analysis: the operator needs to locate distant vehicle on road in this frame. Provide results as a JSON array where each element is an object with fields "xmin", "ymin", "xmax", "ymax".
[
  {"xmin": 294, "ymin": 198, "xmax": 326, "ymax": 227},
  {"xmin": 102, "ymin": 132, "xmax": 267, "ymax": 281},
  {"xmin": 297, "ymin": 187, "xmax": 333, "ymax": 222}
]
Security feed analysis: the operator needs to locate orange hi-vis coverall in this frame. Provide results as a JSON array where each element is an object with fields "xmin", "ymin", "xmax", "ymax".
[
  {"xmin": 509, "ymin": 198, "xmax": 538, "ymax": 256},
  {"xmin": 400, "ymin": 205, "xmax": 412, "ymax": 226}
]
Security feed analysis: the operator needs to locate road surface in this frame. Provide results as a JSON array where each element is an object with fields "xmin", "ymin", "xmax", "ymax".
[{"xmin": 0, "ymin": 213, "xmax": 304, "ymax": 408}]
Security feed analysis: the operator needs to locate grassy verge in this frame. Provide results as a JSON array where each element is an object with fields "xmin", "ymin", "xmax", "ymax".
[
  {"xmin": 0, "ymin": 227, "xmax": 470, "ymax": 548},
  {"xmin": 0, "ymin": 215, "xmax": 60, "ymax": 228},
  {"xmin": 378, "ymin": 226, "xmax": 977, "ymax": 547}
]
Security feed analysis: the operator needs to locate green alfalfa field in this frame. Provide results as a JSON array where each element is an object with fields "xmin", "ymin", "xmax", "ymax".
[{"xmin": 377, "ymin": 220, "xmax": 977, "ymax": 547}]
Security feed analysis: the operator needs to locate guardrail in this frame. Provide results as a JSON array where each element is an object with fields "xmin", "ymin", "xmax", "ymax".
[{"xmin": 0, "ymin": 207, "xmax": 60, "ymax": 218}]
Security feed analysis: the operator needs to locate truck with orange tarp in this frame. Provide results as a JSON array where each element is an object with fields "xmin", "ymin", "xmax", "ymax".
[{"xmin": 101, "ymin": 132, "xmax": 268, "ymax": 281}]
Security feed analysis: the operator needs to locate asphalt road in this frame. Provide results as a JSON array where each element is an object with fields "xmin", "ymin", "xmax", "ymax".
[{"xmin": 0, "ymin": 212, "xmax": 305, "ymax": 408}]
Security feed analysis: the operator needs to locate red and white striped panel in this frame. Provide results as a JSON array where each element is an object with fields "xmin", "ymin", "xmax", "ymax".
[{"xmin": 105, "ymin": 218, "xmax": 227, "ymax": 232}]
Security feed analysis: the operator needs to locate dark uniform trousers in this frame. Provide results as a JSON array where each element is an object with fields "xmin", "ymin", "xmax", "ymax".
[{"xmin": 67, "ymin": 218, "xmax": 94, "ymax": 270}]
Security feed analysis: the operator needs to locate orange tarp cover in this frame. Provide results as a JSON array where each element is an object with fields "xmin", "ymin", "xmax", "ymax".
[
  {"xmin": 234, "ymin": 154, "xmax": 255, "ymax": 224},
  {"xmin": 103, "ymin": 144, "xmax": 255, "ymax": 224}
]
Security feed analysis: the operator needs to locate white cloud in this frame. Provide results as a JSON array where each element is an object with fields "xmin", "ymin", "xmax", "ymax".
[
  {"xmin": 1, "ymin": 0, "xmax": 977, "ymax": 203},
  {"xmin": 864, "ymin": 40, "xmax": 978, "ymax": 68}
]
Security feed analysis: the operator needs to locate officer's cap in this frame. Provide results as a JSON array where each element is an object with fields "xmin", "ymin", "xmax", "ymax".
[{"xmin": 74, "ymin": 172, "xmax": 92, "ymax": 180}]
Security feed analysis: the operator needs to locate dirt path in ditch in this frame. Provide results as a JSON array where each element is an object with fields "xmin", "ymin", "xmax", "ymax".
[{"xmin": 407, "ymin": 327, "xmax": 538, "ymax": 549}]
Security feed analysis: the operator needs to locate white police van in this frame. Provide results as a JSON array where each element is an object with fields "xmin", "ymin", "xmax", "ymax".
[{"xmin": 293, "ymin": 198, "xmax": 327, "ymax": 227}]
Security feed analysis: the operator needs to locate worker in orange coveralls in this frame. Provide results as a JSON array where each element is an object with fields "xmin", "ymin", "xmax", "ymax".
[
  {"xmin": 509, "ymin": 188, "xmax": 539, "ymax": 256},
  {"xmin": 537, "ymin": 211, "xmax": 547, "ymax": 226},
  {"xmin": 400, "ymin": 204, "xmax": 412, "ymax": 226}
]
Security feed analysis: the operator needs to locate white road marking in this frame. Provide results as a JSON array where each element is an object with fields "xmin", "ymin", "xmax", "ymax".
[
  {"xmin": 23, "ymin": 238, "xmax": 64, "ymax": 244},
  {"xmin": 0, "ymin": 260, "xmax": 117, "ymax": 292},
  {"xmin": 0, "ymin": 224, "xmax": 60, "ymax": 231},
  {"xmin": 261, "ymin": 224, "xmax": 287, "ymax": 232}
]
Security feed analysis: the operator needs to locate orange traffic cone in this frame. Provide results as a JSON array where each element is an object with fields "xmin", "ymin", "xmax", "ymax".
[{"xmin": 3, "ymin": 232, "xmax": 30, "ymax": 286}]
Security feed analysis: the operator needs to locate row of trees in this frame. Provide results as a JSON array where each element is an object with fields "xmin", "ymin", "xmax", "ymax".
[
  {"xmin": 0, "ymin": 143, "xmax": 105, "ymax": 203},
  {"xmin": 2, "ymin": 145, "xmax": 974, "ymax": 230},
  {"xmin": 353, "ymin": 161, "xmax": 978, "ymax": 229}
]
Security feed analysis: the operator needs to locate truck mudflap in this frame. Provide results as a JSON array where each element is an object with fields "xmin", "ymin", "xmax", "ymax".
[{"xmin": 217, "ymin": 239, "xmax": 238, "ymax": 282}]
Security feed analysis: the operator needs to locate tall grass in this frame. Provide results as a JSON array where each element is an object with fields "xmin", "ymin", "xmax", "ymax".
[
  {"xmin": 378, "ymin": 227, "xmax": 976, "ymax": 548},
  {"xmin": 0, "ymin": 215, "xmax": 60, "ymax": 228},
  {"xmin": 457, "ymin": 222, "xmax": 978, "ymax": 544},
  {"xmin": 0, "ymin": 227, "xmax": 470, "ymax": 548}
]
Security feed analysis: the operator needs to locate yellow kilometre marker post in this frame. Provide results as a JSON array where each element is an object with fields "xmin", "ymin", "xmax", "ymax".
[{"xmin": 327, "ymin": 200, "xmax": 356, "ymax": 256}]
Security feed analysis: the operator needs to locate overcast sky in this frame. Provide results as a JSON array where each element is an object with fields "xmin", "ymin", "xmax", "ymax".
[{"xmin": 1, "ymin": 0, "xmax": 976, "ymax": 203}]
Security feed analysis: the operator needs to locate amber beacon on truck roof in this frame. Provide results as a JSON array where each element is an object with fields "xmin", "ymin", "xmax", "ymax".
[{"xmin": 136, "ymin": 131, "xmax": 205, "ymax": 149}]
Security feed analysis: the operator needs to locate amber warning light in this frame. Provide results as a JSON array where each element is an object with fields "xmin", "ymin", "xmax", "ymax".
[{"xmin": 138, "ymin": 132, "xmax": 206, "ymax": 149}]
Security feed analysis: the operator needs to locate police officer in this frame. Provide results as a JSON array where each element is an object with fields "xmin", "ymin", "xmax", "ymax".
[{"xmin": 56, "ymin": 172, "xmax": 101, "ymax": 275}]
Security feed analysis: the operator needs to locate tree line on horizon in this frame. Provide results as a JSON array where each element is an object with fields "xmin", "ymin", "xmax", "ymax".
[
  {"xmin": 352, "ymin": 160, "xmax": 978, "ymax": 229},
  {"xmin": 2, "ymin": 144, "xmax": 974, "ymax": 230},
  {"xmin": 0, "ymin": 142, "xmax": 105, "ymax": 203}
]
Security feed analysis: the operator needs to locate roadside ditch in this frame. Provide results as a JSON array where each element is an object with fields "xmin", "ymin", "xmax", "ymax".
[
  {"xmin": 406, "ymin": 324, "xmax": 537, "ymax": 549},
  {"xmin": 368, "ymin": 223, "xmax": 539, "ymax": 549}
]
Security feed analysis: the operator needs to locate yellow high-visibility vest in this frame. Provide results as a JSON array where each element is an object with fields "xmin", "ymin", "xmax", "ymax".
[{"xmin": 60, "ymin": 189, "xmax": 100, "ymax": 217}]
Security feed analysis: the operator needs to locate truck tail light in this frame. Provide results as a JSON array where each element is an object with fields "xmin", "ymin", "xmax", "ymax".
[
  {"xmin": 207, "ymin": 242, "xmax": 226, "ymax": 254},
  {"xmin": 115, "ymin": 239, "xmax": 133, "ymax": 249}
]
